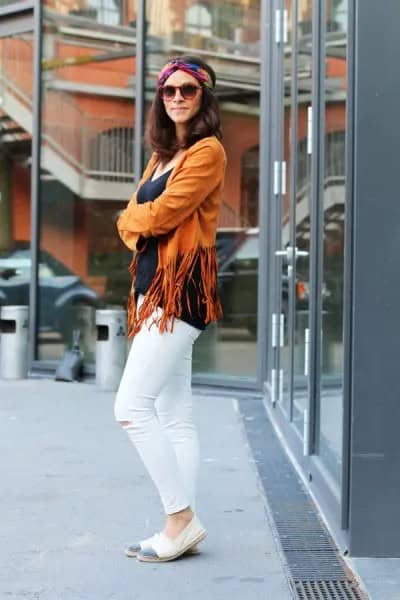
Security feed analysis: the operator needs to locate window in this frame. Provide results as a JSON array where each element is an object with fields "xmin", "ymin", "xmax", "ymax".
[
  {"xmin": 241, "ymin": 146, "xmax": 259, "ymax": 227},
  {"xmin": 330, "ymin": 0, "xmax": 348, "ymax": 32},
  {"xmin": 88, "ymin": 0, "xmax": 120, "ymax": 26},
  {"xmin": 185, "ymin": 3, "xmax": 212, "ymax": 37}
]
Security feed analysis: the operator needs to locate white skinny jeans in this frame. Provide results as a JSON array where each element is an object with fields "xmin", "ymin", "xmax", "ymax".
[{"xmin": 114, "ymin": 295, "xmax": 201, "ymax": 515}]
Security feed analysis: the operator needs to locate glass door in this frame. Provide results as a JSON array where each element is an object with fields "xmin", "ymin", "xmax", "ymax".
[
  {"xmin": 291, "ymin": 0, "xmax": 313, "ymax": 438},
  {"xmin": 272, "ymin": 0, "xmax": 313, "ymax": 449},
  {"xmin": 272, "ymin": 0, "xmax": 298, "ymax": 415},
  {"xmin": 317, "ymin": 0, "xmax": 348, "ymax": 486},
  {"xmin": 271, "ymin": 0, "xmax": 348, "ymax": 481},
  {"xmin": 267, "ymin": 0, "xmax": 348, "ymax": 512}
]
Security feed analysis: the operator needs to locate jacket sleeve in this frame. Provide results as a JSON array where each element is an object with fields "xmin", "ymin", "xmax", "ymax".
[
  {"xmin": 117, "ymin": 208, "xmax": 140, "ymax": 251},
  {"xmin": 117, "ymin": 142, "xmax": 226, "ymax": 240},
  {"xmin": 116, "ymin": 155, "xmax": 156, "ymax": 251}
]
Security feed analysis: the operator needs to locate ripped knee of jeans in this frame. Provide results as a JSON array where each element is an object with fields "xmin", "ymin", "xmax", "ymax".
[{"xmin": 118, "ymin": 420, "xmax": 132, "ymax": 429}]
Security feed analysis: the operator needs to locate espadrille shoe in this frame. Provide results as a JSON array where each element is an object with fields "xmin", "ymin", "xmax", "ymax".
[
  {"xmin": 136, "ymin": 516, "xmax": 206, "ymax": 563},
  {"xmin": 125, "ymin": 533, "xmax": 199, "ymax": 558}
]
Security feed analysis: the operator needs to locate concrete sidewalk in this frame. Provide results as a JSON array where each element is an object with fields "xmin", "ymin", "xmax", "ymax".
[{"xmin": 0, "ymin": 379, "xmax": 293, "ymax": 600}]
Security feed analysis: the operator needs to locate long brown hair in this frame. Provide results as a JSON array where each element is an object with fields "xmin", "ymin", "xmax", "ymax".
[{"xmin": 145, "ymin": 55, "xmax": 222, "ymax": 163}]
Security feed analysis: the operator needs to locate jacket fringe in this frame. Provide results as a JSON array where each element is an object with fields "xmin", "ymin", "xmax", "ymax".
[{"xmin": 126, "ymin": 246, "xmax": 222, "ymax": 337}]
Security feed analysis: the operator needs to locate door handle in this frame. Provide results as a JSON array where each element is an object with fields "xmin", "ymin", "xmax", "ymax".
[{"xmin": 275, "ymin": 246, "xmax": 309, "ymax": 263}]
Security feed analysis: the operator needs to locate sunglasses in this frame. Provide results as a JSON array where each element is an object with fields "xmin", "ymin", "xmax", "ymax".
[{"xmin": 159, "ymin": 84, "xmax": 202, "ymax": 101}]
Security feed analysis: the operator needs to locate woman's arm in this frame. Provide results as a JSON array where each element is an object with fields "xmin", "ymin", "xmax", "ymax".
[
  {"xmin": 117, "ymin": 141, "xmax": 226, "ymax": 242},
  {"xmin": 117, "ymin": 154, "xmax": 157, "ymax": 251}
]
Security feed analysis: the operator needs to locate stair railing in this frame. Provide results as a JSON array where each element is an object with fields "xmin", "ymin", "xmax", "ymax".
[{"xmin": 1, "ymin": 36, "xmax": 135, "ymax": 186}]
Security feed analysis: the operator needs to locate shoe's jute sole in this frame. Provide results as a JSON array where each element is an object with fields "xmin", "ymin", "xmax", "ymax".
[
  {"xmin": 136, "ymin": 531, "xmax": 207, "ymax": 563},
  {"xmin": 125, "ymin": 545, "xmax": 199, "ymax": 558},
  {"xmin": 125, "ymin": 548, "xmax": 142, "ymax": 558}
]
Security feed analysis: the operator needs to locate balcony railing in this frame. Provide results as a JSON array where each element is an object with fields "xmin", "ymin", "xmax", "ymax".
[
  {"xmin": 46, "ymin": 0, "xmax": 128, "ymax": 26},
  {"xmin": 0, "ymin": 35, "xmax": 249, "ymax": 228},
  {"xmin": 1, "ymin": 36, "xmax": 135, "ymax": 184}
]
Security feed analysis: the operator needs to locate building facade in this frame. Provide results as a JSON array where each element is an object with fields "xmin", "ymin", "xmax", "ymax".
[{"xmin": 0, "ymin": 0, "xmax": 399, "ymax": 558}]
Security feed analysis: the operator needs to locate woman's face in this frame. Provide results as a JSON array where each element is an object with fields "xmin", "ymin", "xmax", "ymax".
[{"xmin": 161, "ymin": 70, "xmax": 203, "ymax": 125}]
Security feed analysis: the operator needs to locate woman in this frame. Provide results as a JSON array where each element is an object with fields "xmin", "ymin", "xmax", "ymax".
[{"xmin": 114, "ymin": 55, "xmax": 226, "ymax": 563}]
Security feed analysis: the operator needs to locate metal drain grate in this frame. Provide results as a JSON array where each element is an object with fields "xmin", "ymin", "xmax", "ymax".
[
  {"xmin": 285, "ymin": 551, "xmax": 348, "ymax": 580},
  {"xmin": 238, "ymin": 398, "xmax": 368, "ymax": 600},
  {"xmin": 294, "ymin": 580, "xmax": 365, "ymax": 600}
]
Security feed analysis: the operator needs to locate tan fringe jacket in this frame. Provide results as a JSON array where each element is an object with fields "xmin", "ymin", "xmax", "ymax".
[{"xmin": 117, "ymin": 135, "xmax": 227, "ymax": 336}]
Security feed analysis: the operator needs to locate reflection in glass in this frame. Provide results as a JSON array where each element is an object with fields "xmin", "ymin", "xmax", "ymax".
[
  {"xmin": 292, "ymin": 0, "xmax": 313, "ymax": 433},
  {"xmin": 145, "ymin": 1, "xmax": 260, "ymax": 379},
  {"xmin": 38, "ymin": 6, "xmax": 137, "ymax": 361},
  {"xmin": 185, "ymin": 4, "xmax": 212, "ymax": 37},
  {"xmin": 318, "ymin": 2, "xmax": 347, "ymax": 485},
  {"xmin": 277, "ymin": 0, "xmax": 294, "ymax": 413},
  {"xmin": 0, "ymin": 35, "xmax": 32, "ymax": 326},
  {"xmin": 45, "ymin": 0, "xmax": 136, "ymax": 27}
]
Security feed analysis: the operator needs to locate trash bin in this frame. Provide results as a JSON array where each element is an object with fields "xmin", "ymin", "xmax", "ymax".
[
  {"xmin": 0, "ymin": 305, "xmax": 29, "ymax": 380},
  {"xmin": 95, "ymin": 308, "xmax": 126, "ymax": 391}
]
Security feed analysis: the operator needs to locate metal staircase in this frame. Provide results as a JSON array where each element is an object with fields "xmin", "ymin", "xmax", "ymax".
[
  {"xmin": 0, "ymin": 36, "xmax": 135, "ymax": 200},
  {"xmin": 0, "ymin": 111, "xmax": 31, "ymax": 162},
  {"xmin": 0, "ymin": 36, "xmax": 250, "ymax": 228}
]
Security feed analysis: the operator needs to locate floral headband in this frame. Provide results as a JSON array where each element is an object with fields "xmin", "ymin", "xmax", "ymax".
[{"xmin": 158, "ymin": 59, "xmax": 214, "ymax": 89}]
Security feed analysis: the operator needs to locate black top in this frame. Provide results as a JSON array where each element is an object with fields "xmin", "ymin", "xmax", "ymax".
[{"xmin": 135, "ymin": 168, "xmax": 206, "ymax": 331}]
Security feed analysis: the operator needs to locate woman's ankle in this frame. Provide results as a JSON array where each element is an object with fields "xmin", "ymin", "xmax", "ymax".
[
  {"xmin": 163, "ymin": 507, "xmax": 194, "ymax": 538},
  {"xmin": 167, "ymin": 506, "xmax": 193, "ymax": 523}
]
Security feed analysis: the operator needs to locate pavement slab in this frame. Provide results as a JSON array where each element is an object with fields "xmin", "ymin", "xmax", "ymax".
[
  {"xmin": 350, "ymin": 558, "xmax": 400, "ymax": 600},
  {"xmin": 0, "ymin": 379, "xmax": 293, "ymax": 600}
]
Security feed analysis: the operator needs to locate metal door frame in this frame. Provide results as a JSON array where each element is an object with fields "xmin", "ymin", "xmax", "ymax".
[
  {"xmin": 263, "ymin": 0, "xmax": 354, "ymax": 546},
  {"xmin": 272, "ymin": 0, "xmax": 285, "ymax": 408},
  {"xmin": 305, "ymin": 0, "xmax": 325, "ymax": 456},
  {"xmin": 262, "ymin": 0, "xmax": 285, "ymax": 402},
  {"xmin": 0, "ymin": 2, "xmax": 38, "ymax": 369},
  {"xmin": 274, "ymin": 0, "xmax": 303, "ymax": 420},
  {"xmin": 257, "ymin": 0, "xmax": 274, "ymax": 395},
  {"xmin": 266, "ymin": 0, "xmax": 323, "ymax": 452},
  {"xmin": 287, "ymin": 0, "xmax": 299, "ymax": 422},
  {"xmin": 267, "ymin": 0, "xmax": 319, "ymax": 419}
]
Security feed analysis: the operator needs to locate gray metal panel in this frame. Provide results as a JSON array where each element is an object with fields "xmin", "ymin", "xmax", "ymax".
[
  {"xmin": 349, "ymin": 0, "xmax": 400, "ymax": 557},
  {"xmin": 256, "ymin": 0, "xmax": 273, "ymax": 387},
  {"xmin": 288, "ymin": 0, "xmax": 298, "ymax": 421},
  {"xmin": 274, "ymin": 0, "xmax": 284, "ymax": 320},
  {"xmin": 134, "ymin": 0, "xmax": 145, "ymax": 181},
  {"xmin": 308, "ymin": 0, "xmax": 325, "ymax": 456},
  {"xmin": 268, "ymin": 0, "xmax": 283, "ymax": 395},
  {"xmin": 28, "ymin": 0, "xmax": 42, "ymax": 368},
  {"xmin": 341, "ymin": 0, "xmax": 356, "ymax": 532}
]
